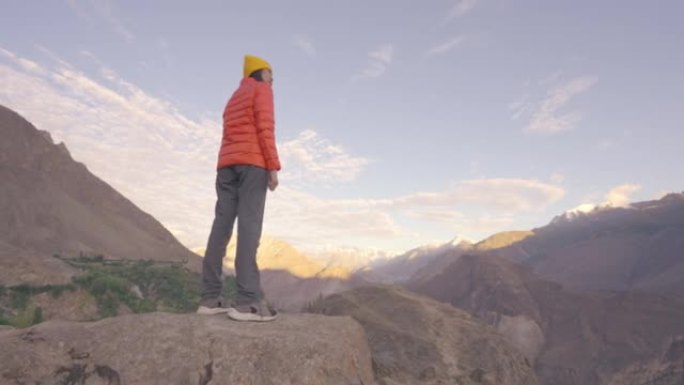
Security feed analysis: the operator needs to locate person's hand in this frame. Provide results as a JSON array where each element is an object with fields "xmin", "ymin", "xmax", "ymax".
[{"xmin": 268, "ymin": 170, "xmax": 279, "ymax": 191}]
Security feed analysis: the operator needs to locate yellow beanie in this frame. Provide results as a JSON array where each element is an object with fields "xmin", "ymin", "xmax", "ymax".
[{"xmin": 243, "ymin": 54, "xmax": 271, "ymax": 78}]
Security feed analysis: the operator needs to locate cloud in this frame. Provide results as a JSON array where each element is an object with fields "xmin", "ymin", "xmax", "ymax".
[
  {"xmin": 265, "ymin": 188, "xmax": 407, "ymax": 250},
  {"xmin": 356, "ymin": 44, "xmax": 394, "ymax": 79},
  {"xmin": 566, "ymin": 203, "xmax": 597, "ymax": 215},
  {"xmin": 446, "ymin": 0, "xmax": 479, "ymax": 20},
  {"xmin": 292, "ymin": 34, "xmax": 316, "ymax": 57},
  {"xmin": 427, "ymin": 36, "xmax": 464, "ymax": 56},
  {"xmin": 395, "ymin": 178, "xmax": 565, "ymax": 212},
  {"xmin": 384, "ymin": 178, "xmax": 564, "ymax": 240},
  {"xmin": 517, "ymin": 75, "xmax": 598, "ymax": 134},
  {"xmin": 603, "ymin": 184, "xmax": 641, "ymax": 208},
  {"xmin": 550, "ymin": 172, "xmax": 565, "ymax": 184},
  {"xmin": 66, "ymin": 0, "xmax": 135, "ymax": 41},
  {"xmin": 509, "ymin": 92, "xmax": 531, "ymax": 121},
  {"xmin": 564, "ymin": 183, "xmax": 642, "ymax": 216},
  {"xmin": 0, "ymin": 48, "xmax": 46, "ymax": 75},
  {"xmin": 279, "ymin": 129, "xmax": 369, "ymax": 185},
  {"xmin": 269, "ymin": 178, "xmax": 564, "ymax": 250},
  {"xmin": 35, "ymin": 44, "xmax": 74, "ymax": 70}
]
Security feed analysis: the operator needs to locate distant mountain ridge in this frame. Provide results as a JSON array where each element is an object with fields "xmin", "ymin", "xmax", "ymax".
[
  {"xmin": 0, "ymin": 104, "xmax": 200, "ymax": 284},
  {"xmin": 491, "ymin": 192, "xmax": 684, "ymax": 294},
  {"xmin": 361, "ymin": 236, "xmax": 472, "ymax": 283}
]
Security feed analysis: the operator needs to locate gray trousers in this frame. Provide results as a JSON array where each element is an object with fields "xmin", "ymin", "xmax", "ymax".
[{"xmin": 201, "ymin": 165, "xmax": 268, "ymax": 305}]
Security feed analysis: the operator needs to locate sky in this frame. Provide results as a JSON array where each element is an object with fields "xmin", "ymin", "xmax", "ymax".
[{"xmin": 1, "ymin": 0, "xmax": 683, "ymax": 257}]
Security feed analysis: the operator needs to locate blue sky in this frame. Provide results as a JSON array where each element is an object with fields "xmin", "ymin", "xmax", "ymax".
[{"xmin": 1, "ymin": 0, "xmax": 683, "ymax": 256}]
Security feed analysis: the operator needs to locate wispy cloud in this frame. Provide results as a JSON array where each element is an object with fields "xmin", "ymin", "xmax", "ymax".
[
  {"xmin": 266, "ymin": 188, "xmax": 406, "ymax": 250},
  {"xmin": 267, "ymin": 178, "xmax": 564, "ymax": 250},
  {"xmin": 512, "ymin": 75, "xmax": 598, "ymax": 134},
  {"xmin": 393, "ymin": 178, "xmax": 564, "ymax": 242},
  {"xmin": 0, "ymin": 48, "xmax": 46, "ymax": 75},
  {"xmin": 280, "ymin": 130, "xmax": 369, "ymax": 186},
  {"xmin": 394, "ymin": 178, "xmax": 565, "ymax": 213},
  {"xmin": 66, "ymin": 0, "xmax": 135, "ymax": 42},
  {"xmin": 604, "ymin": 184, "xmax": 641, "ymax": 208},
  {"xmin": 292, "ymin": 34, "xmax": 316, "ymax": 57},
  {"xmin": 446, "ymin": 0, "xmax": 480, "ymax": 21},
  {"xmin": 564, "ymin": 183, "xmax": 642, "ymax": 215},
  {"xmin": 550, "ymin": 172, "xmax": 565, "ymax": 184},
  {"xmin": 427, "ymin": 36, "xmax": 465, "ymax": 56},
  {"xmin": 356, "ymin": 44, "xmax": 394, "ymax": 79}
]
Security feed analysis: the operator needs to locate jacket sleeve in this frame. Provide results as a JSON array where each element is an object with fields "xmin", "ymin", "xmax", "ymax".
[{"xmin": 253, "ymin": 83, "xmax": 281, "ymax": 171}]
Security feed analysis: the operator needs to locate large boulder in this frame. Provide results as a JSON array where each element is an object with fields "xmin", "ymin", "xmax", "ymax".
[
  {"xmin": 0, "ymin": 312, "xmax": 375, "ymax": 385},
  {"xmin": 307, "ymin": 285, "xmax": 538, "ymax": 385}
]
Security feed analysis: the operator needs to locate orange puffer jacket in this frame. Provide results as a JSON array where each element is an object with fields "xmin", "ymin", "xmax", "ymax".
[{"xmin": 217, "ymin": 77, "xmax": 281, "ymax": 171}]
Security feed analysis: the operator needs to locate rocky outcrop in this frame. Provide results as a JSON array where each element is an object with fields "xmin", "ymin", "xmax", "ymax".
[
  {"xmin": 307, "ymin": 285, "xmax": 538, "ymax": 385},
  {"xmin": 0, "ymin": 312, "xmax": 375, "ymax": 385}
]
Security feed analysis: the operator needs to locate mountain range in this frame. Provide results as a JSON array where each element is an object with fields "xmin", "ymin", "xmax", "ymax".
[{"xmin": 477, "ymin": 193, "xmax": 684, "ymax": 295}]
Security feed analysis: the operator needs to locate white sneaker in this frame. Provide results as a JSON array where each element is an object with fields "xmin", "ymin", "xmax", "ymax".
[
  {"xmin": 197, "ymin": 306, "xmax": 229, "ymax": 315},
  {"xmin": 227, "ymin": 299, "xmax": 278, "ymax": 322},
  {"xmin": 196, "ymin": 298, "xmax": 229, "ymax": 315}
]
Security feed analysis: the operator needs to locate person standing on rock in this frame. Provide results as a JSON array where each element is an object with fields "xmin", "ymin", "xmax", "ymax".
[{"xmin": 197, "ymin": 54, "xmax": 281, "ymax": 322}]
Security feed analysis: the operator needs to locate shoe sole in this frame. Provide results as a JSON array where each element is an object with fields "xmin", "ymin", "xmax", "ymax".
[
  {"xmin": 226, "ymin": 308, "xmax": 278, "ymax": 322},
  {"xmin": 196, "ymin": 306, "xmax": 230, "ymax": 315}
]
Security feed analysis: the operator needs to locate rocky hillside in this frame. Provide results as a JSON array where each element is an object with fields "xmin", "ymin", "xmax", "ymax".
[
  {"xmin": 307, "ymin": 285, "xmax": 539, "ymax": 385},
  {"xmin": 407, "ymin": 253, "xmax": 684, "ymax": 385},
  {"xmin": 0, "ymin": 105, "xmax": 201, "ymax": 284},
  {"xmin": 0, "ymin": 312, "xmax": 374, "ymax": 385},
  {"xmin": 606, "ymin": 336, "xmax": 684, "ymax": 385}
]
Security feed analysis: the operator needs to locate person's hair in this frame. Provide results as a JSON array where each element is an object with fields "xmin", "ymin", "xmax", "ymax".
[{"xmin": 249, "ymin": 69, "xmax": 266, "ymax": 82}]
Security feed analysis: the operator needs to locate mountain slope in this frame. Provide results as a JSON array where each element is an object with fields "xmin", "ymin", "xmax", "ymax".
[{"xmin": 0, "ymin": 105, "xmax": 200, "ymax": 283}]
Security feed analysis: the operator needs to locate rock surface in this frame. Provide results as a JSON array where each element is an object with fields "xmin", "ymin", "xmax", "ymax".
[
  {"xmin": 307, "ymin": 285, "xmax": 538, "ymax": 385},
  {"xmin": 0, "ymin": 312, "xmax": 375, "ymax": 385}
]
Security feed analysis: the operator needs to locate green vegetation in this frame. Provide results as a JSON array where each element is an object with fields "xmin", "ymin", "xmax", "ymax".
[
  {"xmin": 1, "ymin": 254, "xmax": 236, "ymax": 328},
  {"xmin": 62, "ymin": 254, "xmax": 236, "ymax": 316},
  {"xmin": 0, "ymin": 283, "xmax": 76, "ymax": 328},
  {"xmin": 71, "ymin": 260, "xmax": 210, "ymax": 316}
]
